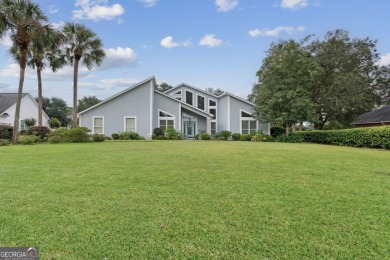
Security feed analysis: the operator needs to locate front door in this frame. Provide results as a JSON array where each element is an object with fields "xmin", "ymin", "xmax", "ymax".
[{"xmin": 183, "ymin": 121, "xmax": 196, "ymax": 137}]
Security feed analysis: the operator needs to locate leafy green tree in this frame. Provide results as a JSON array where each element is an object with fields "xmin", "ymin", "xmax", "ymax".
[
  {"xmin": 252, "ymin": 40, "xmax": 322, "ymax": 133},
  {"xmin": 40, "ymin": 97, "xmax": 71, "ymax": 127},
  {"xmin": 11, "ymin": 25, "xmax": 65, "ymax": 126},
  {"xmin": 78, "ymin": 96, "xmax": 101, "ymax": 112},
  {"xmin": 156, "ymin": 82, "xmax": 172, "ymax": 92},
  {"xmin": 375, "ymin": 65, "xmax": 390, "ymax": 105},
  {"xmin": 205, "ymin": 87, "xmax": 225, "ymax": 96},
  {"xmin": 0, "ymin": 0, "xmax": 48, "ymax": 143},
  {"xmin": 308, "ymin": 29, "xmax": 381, "ymax": 129},
  {"xmin": 62, "ymin": 23, "xmax": 105, "ymax": 128}
]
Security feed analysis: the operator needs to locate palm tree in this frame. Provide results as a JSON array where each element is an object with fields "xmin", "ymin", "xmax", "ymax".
[
  {"xmin": 62, "ymin": 22, "xmax": 105, "ymax": 128},
  {"xmin": 10, "ymin": 25, "xmax": 65, "ymax": 126},
  {"xmin": 28, "ymin": 26, "xmax": 64, "ymax": 126},
  {"xmin": 0, "ymin": 0, "xmax": 47, "ymax": 143}
]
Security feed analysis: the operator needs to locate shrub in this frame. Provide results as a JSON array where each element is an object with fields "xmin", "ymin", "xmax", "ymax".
[
  {"xmin": 194, "ymin": 134, "xmax": 200, "ymax": 140},
  {"xmin": 118, "ymin": 131, "xmax": 140, "ymax": 140},
  {"xmin": 232, "ymin": 133, "xmax": 241, "ymax": 141},
  {"xmin": 111, "ymin": 133, "xmax": 120, "ymax": 140},
  {"xmin": 156, "ymin": 135, "xmax": 168, "ymax": 140},
  {"xmin": 24, "ymin": 118, "xmax": 36, "ymax": 127},
  {"xmin": 0, "ymin": 139, "xmax": 10, "ymax": 146},
  {"xmin": 153, "ymin": 127, "xmax": 164, "ymax": 137},
  {"xmin": 240, "ymin": 134, "xmax": 252, "ymax": 141},
  {"xmin": 18, "ymin": 135, "xmax": 38, "ymax": 145},
  {"xmin": 92, "ymin": 134, "xmax": 105, "ymax": 142},
  {"xmin": 49, "ymin": 118, "xmax": 61, "ymax": 129},
  {"xmin": 288, "ymin": 126, "xmax": 390, "ymax": 149},
  {"xmin": 251, "ymin": 134, "xmax": 273, "ymax": 142},
  {"xmin": 201, "ymin": 132, "xmax": 211, "ymax": 140},
  {"xmin": 218, "ymin": 130, "xmax": 232, "ymax": 140},
  {"xmin": 48, "ymin": 128, "xmax": 68, "ymax": 143},
  {"xmin": 66, "ymin": 127, "xmax": 91, "ymax": 143},
  {"xmin": 271, "ymin": 126, "xmax": 285, "ymax": 138},
  {"xmin": 26, "ymin": 126, "xmax": 51, "ymax": 141},
  {"xmin": 48, "ymin": 135, "xmax": 64, "ymax": 144},
  {"xmin": 0, "ymin": 125, "xmax": 13, "ymax": 141},
  {"xmin": 152, "ymin": 134, "xmax": 157, "ymax": 140},
  {"xmin": 275, "ymin": 134, "xmax": 303, "ymax": 143},
  {"xmin": 165, "ymin": 128, "xmax": 183, "ymax": 140}
]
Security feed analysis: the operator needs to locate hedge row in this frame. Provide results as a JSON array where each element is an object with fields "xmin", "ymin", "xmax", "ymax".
[{"xmin": 288, "ymin": 126, "xmax": 390, "ymax": 149}]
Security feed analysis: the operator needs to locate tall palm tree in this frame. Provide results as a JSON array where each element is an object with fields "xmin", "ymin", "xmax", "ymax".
[
  {"xmin": 10, "ymin": 25, "xmax": 65, "ymax": 126},
  {"xmin": 28, "ymin": 26, "xmax": 65, "ymax": 126},
  {"xmin": 0, "ymin": 0, "xmax": 47, "ymax": 143},
  {"xmin": 62, "ymin": 22, "xmax": 105, "ymax": 128}
]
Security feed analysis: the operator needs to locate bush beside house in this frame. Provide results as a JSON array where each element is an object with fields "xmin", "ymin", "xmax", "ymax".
[{"xmin": 280, "ymin": 126, "xmax": 390, "ymax": 149}]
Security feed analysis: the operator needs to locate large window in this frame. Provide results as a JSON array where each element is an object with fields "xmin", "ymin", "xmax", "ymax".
[
  {"xmin": 124, "ymin": 117, "xmax": 136, "ymax": 132},
  {"xmin": 20, "ymin": 120, "xmax": 27, "ymax": 131},
  {"xmin": 159, "ymin": 110, "xmax": 175, "ymax": 130},
  {"xmin": 240, "ymin": 110, "xmax": 257, "ymax": 134},
  {"xmin": 209, "ymin": 109, "xmax": 217, "ymax": 120},
  {"xmin": 197, "ymin": 95, "xmax": 205, "ymax": 110},
  {"xmin": 93, "ymin": 117, "xmax": 104, "ymax": 134},
  {"xmin": 186, "ymin": 91, "xmax": 193, "ymax": 106},
  {"xmin": 241, "ymin": 120, "xmax": 257, "ymax": 134},
  {"xmin": 211, "ymin": 122, "xmax": 216, "ymax": 135}
]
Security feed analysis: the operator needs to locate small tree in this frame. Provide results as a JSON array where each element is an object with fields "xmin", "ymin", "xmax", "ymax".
[
  {"xmin": 49, "ymin": 118, "xmax": 61, "ymax": 129},
  {"xmin": 24, "ymin": 118, "xmax": 37, "ymax": 127}
]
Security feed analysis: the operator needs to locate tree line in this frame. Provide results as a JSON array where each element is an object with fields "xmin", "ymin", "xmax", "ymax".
[
  {"xmin": 0, "ymin": 0, "xmax": 105, "ymax": 143},
  {"xmin": 250, "ymin": 29, "xmax": 390, "ymax": 133}
]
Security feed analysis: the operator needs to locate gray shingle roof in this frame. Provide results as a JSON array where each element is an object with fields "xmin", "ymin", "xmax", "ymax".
[
  {"xmin": 351, "ymin": 105, "xmax": 390, "ymax": 125},
  {"xmin": 0, "ymin": 93, "xmax": 29, "ymax": 114}
]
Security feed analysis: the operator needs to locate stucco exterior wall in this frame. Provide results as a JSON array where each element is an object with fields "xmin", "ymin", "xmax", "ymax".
[
  {"xmin": 79, "ymin": 81, "xmax": 152, "ymax": 138},
  {"xmin": 154, "ymin": 92, "xmax": 181, "ymax": 130}
]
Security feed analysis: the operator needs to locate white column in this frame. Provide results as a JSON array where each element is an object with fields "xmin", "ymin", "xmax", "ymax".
[{"xmin": 206, "ymin": 117, "xmax": 211, "ymax": 133}]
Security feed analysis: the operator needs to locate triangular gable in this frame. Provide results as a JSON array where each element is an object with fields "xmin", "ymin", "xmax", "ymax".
[{"xmin": 78, "ymin": 76, "xmax": 157, "ymax": 115}]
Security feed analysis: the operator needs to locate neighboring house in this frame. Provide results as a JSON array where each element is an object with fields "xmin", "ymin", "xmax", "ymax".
[
  {"xmin": 0, "ymin": 93, "xmax": 50, "ymax": 130},
  {"xmin": 351, "ymin": 105, "xmax": 390, "ymax": 127},
  {"xmin": 78, "ymin": 76, "xmax": 270, "ymax": 138}
]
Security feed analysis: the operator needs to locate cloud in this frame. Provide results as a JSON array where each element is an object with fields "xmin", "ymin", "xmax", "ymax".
[
  {"xmin": 0, "ymin": 47, "xmax": 137, "ymax": 80},
  {"xmin": 248, "ymin": 26, "xmax": 305, "ymax": 37},
  {"xmin": 160, "ymin": 36, "xmax": 193, "ymax": 49},
  {"xmin": 215, "ymin": 0, "xmax": 239, "ymax": 12},
  {"xmin": 280, "ymin": 0, "xmax": 309, "ymax": 10},
  {"xmin": 51, "ymin": 21, "xmax": 65, "ymax": 30},
  {"xmin": 199, "ymin": 34, "xmax": 224, "ymax": 47},
  {"xmin": 160, "ymin": 36, "xmax": 180, "ymax": 49},
  {"xmin": 79, "ymin": 77, "xmax": 140, "ymax": 90},
  {"xmin": 378, "ymin": 53, "xmax": 390, "ymax": 66},
  {"xmin": 138, "ymin": 0, "xmax": 158, "ymax": 7},
  {"xmin": 100, "ymin": 47, "xmax": 138, "ymax": 69},
  {"xmin": 73, "ymin": 0, "xmax": 125, "ymax": 21},
  {"xmin": 0, "ymin": 34, "xmax": 12, "ymax": 48},
  {"xmin": 49, "ymin": 5, "xmax": 59, "ymax": 14}
]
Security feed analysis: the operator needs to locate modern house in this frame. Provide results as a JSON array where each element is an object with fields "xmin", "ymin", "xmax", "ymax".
[
  {"xmin": 0, "ymin": 93, "xmax": 50, "ymax": 130},
  {"xmin": 78, "ymin": 76, "xmax": 270, "ymax": 138},
  {"xmin": 351, "ymin": 105, "xmax": 390, "ymax": 127}
]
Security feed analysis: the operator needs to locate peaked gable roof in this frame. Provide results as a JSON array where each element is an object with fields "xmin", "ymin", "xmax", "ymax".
[
  {"xmin": 351, "ymin": 105, "xmax": 390, "ymax": 125},
  {"xmin": 0, "ymin": 93, "xmax": 29, "ymax": 113},
  {"xmin": 78, "ymin": 76, "xmax": 157, "ymax": 115},
  {"xmin": 164, "ymin": 83, "xmax": 254, "ymax": 106}
]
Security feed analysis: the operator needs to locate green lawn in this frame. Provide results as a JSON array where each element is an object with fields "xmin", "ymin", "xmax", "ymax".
[{"xmin": 1, "ymin": 141, "xmax": 389, "ymax": 259}]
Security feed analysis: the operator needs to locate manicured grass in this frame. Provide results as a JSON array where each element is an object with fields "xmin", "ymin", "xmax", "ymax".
[{"xmin": 1, "ymin": 141, "xmax": 390, "ymax": 258}]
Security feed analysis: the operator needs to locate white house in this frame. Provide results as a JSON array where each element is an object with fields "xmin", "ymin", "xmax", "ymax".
[{"xmin": 0, "ymin": 93, "xmax": 50, "ymax": 130}]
